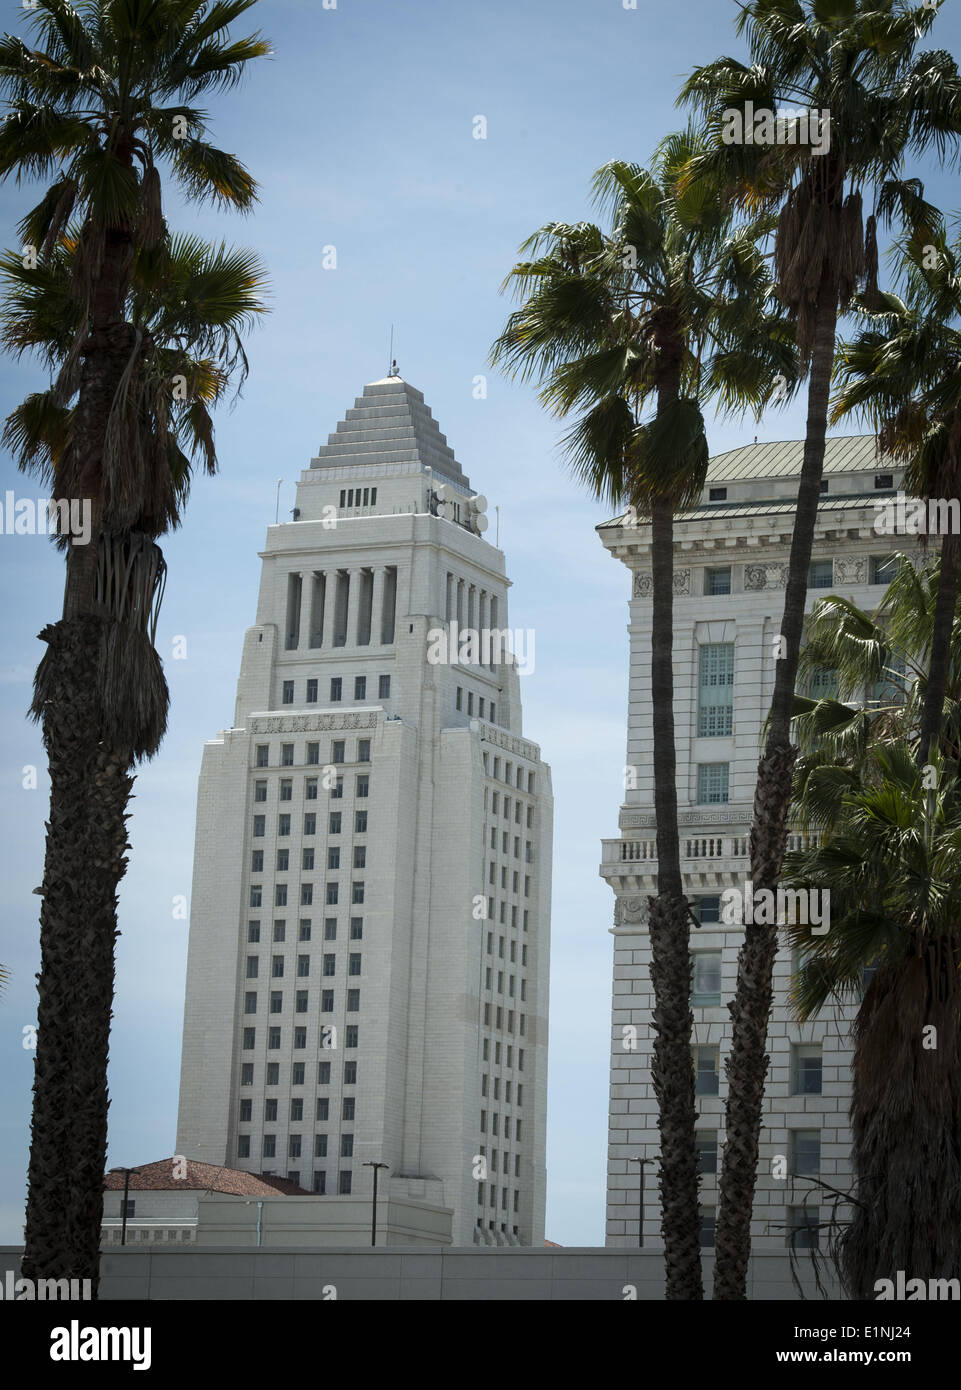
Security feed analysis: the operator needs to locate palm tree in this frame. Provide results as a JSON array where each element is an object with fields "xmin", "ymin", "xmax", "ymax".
[
  {"xmin": 679, "ymin": 0, "xmax": 961, "ymax": 1299},
  {"xmin": 7, "ymin": 224, "xmax": 266, "ymax": 1291},
  {"xmin": 785, "ymin": 560, "xmax": 961, "ymax": 1296},
  {"xmin": 1, "ymin": 0, "xmax": 268, "ymax": 1283},
  {"xmin": 492, "ymin": 132, "xmax": 795, "ymax": 1298},
  {"xmin": 0, "ymin": 0, "xmax": 269, "ymax": 1289},
  {"xmin": 833, "ymin": 222, "xmax": 961, "ymax": 768}
]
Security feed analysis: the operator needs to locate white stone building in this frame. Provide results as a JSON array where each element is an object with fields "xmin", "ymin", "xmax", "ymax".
[
  {"xmin": 176, "ymin": 375, "xmax": 553, "ymax": 1247},
  {"xmin": 599, "ymin": 435, "xmax": 909, "ymax": 1251}
]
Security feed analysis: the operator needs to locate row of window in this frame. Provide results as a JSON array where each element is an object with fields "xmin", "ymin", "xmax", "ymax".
[
  {"xmin": 243, "ymin": 1008, "xmax": 360, "ymax": 1046},
  {"xmin": 240, "ymin": 1049, "xmax": 359, "ymax": 1086},
  {"xmin": 695, "ymin": 640, "xmax": 902, "ymax": 740},
  {"xmin": 255, "ymin": 779, "xmax": 370, "ymax": 810},
  {"xmin": 704, "ymin": 474, "xmax": 894, "ymax": 507},
  {"xmin": 482, "ymin": 1003, "xmax": 526, "ymax": 1034},
  {"xmin": 239, "ymin": 1133, "xmax": 355, "ymax": 1159},
  {"xmin": 701, "ymin": 552, "xmax": 898, "ymax": 598},
  {"xmin": 486, "ymin": 935, "xmax": 528, "ymax": 965},
  {"xmin": 252, "ymin": 846, "xmax": 367, "ymax": 871},
  {"xmin": 339, "ymin": 487, "xmax": 377, "ymax": 509},
  {"xmin": 254, "ymin": 810, "xmax": 366, "ymax": 840},
  {"xmin": 488, "ymin": 791, "xmax": 534, "ymax": 827},
  {"xmin": 241, "ymin": 1095, "xmax": 356, "ymax": 1123},
  {"xmin": 256, "ymin": 809, "xmax": 367, "ymax": 835},
  {"xmin": 255, "ymin": 740, "xmax": 371, "ymax": 768},
  {"xmin": 482, "ymin": 755, "xmax": 536, "ymax": 794},
  {"xmin": 247, "ymin": 917, "xmax": 363, "ymax": 943},
  {"xmin": 479, "ymin": 1111, "xmax": 523, "ymax": 1140},
  {"xmin": 691, "ymin": 1127, "xmax": 818, "ymax": 1178},
  {"xmin": 481, "ymin": 1075, "xmax": 523, "ymax": 1105},
  {"xmin": 242, "ymin": 1059, "xmax": 357, "ymax": 1088},
  {"xmin": 477, "ymin": 1219, "xmax": 523, "ymax": 1239},
  {"xmin": 480, "ymin": 1148, "xmax": 523, "ymax": 1177},
  {"xmin": 245, "ymin": 987, "xmax": 358, "ymax": 1016},
  {"xmin": 697, "ymin": 1205, "xmax": 819, "ymax": 1249},
  {"xmin": 457, "ymin": 688, "xmax": 496, "ymax": 722},
  {"xmin": 245, "ymin": 951, "xmax": 363, "ymax": 984},
  {"xmin": 245, "ymin": 962, "xmax": 362, "ymax": 993},
  {"xmin": 249, "ymin": 881, "xmax": 366, "ymax": 908},
  {"xmin": 488, "ymin": 834, "xmax": 534, "ymax": 862},
  {"xmin": 281, "ymin": 674, "xmax": 391, "ymax": 706},
  {"xmin": 483, "ymin": 900, "xmax": 531, "ymax": 930},
  {"xmin": 483, "ymin": 968, "xmax": 527, "ymax": 1000},
  {"xmin": 482, "ymin": 1040, "xmax": 523, "ymax": 1069},
  {"xmin": 477, "ymin": 1184, "xmax": 522, "ymax": 1213},
  {"xmin": 692, "ymin": 1043, "xmax": 823, "ymax": 1095},
  {"xmin": 304, "ymin": 1172, "xmax": 352, "ymax": 1194}
]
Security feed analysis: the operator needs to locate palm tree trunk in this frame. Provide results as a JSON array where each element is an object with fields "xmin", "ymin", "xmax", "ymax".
[
  {"xmin": 21, "ymin": 618, "xmax": 131, "ymax": 1290},
  {"xmin": 645, "ymin": 372, "xmax": 703, "ymax": 1300},
  {"xmin": 712, "ymin": 279, "xmax": 839, "ymax": 1300},
  {"xmin": 917, "ymin": 531, "xmax": 961, "ymax": 765},
  {"xmin": 21, "ymin": 223, "xmax": 139, "ymax": 1291},
  {"xmin": 841, "ymin": 937, "xmax": 961, "ymax": 1298}
]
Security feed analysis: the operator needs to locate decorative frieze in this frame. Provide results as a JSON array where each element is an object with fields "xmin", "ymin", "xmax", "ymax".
[
  {"xmin": 744, "ymin": 561, "xmax": 787, "ymax": 591},
  {"xmin": 614, "ymin": 896, "xmax": 649, "ymax": 927},
  {"xmin": 834, "ymin": 556, "xmax": 867, "ymax": 585},
  {"xmin": 632, "ymin": 568, "xmax": 692, "ymax": 598},
  {"xmin": 475, "ymin": 721, "xmax": 539, "ymax": 763},
  {"xmin": 621, "ymin": 810, "xmax": 750, "ymax": 828},
  {"xmin": 249, "ymin": 712, "xmax": 378, "ymax": 734}
]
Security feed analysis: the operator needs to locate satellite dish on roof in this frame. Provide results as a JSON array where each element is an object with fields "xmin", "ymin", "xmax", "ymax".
[{"xmin": 467, "ymin": 494, "xmax": 489, "ymax": 535}]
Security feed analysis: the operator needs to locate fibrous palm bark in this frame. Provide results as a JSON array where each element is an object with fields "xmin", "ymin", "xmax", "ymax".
[
  {"xmin": 841, "ymin": 938, "xmax": 961, "ymax": 1299},
  {"xmin": 713, "ymin": 275, "xmax": 839, "ymax": 1299},
  {"xmin": 22, "ymin": 295, "xmax": 168, "ymax": 1293},
  {"xmin": 647, "ymin": 367, "xmax": 703, "ymax": 1300}
]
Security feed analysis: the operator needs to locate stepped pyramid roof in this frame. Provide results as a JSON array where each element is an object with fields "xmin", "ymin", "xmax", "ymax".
[{"xmin": 311, "ymin": 376, "xmax": 472, "ymax": 491}]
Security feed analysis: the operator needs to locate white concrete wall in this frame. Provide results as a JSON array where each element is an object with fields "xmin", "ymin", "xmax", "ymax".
[
  {"xmin": 599, "ymin": 453, "xmax": 917, "ymax": 1249},
  {"xmin": 176, "ymin": 380, "xmax": 552, "ymax": 1245}
]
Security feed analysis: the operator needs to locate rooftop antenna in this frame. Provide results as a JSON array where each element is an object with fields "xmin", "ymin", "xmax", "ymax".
[
  {"xmin": 275, "ymin": 478, "xmax": 283, "ymax": 524},
  {"xmin": 387, "ymin": 325, "xmax": 398, "ymax": 378},
  {"xmin": 495, "ymin": 504, "xmax": 500, "ymax": 547}
]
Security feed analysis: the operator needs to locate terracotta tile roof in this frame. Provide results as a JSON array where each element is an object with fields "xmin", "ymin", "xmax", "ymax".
[{"xmin": 103, "ymin": 1158, "xmax": 310, "ymax": 1197}]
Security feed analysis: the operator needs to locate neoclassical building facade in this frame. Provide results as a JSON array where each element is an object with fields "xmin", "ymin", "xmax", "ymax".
[{"xmin": 599, "ymin": 435, "xmax": 910, "ymax": 1250}]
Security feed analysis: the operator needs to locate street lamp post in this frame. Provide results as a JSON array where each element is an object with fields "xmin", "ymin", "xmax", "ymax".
[
  {"xmin": 110, "ymin": 1167, "xmax": 141, "ymax": 1247},
  {"xmin": 362, "ymin": 1161, "xmax": 389, "ymax": 1247},
  {"xmin": 629, "ymin": 1154, "xmax": 659, "ymax": 1249},
  {"xmin": 628, "ymin": 1156, "xmax": 646, "ymax": 1247}
]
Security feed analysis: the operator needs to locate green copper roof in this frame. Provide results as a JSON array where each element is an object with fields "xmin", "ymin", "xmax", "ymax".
[
  {"xmin": 599, "ymin": 434, "xmax": 892, "ymax": 530},
  {"xmin": 706, "ymin": 433, "xmax": 881, "ymax": 482}
]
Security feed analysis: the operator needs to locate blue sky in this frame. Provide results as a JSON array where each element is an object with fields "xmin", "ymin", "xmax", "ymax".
[{"xmin": 1, "ymin": 0, "xmax": 960, "ymax": 1247}]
